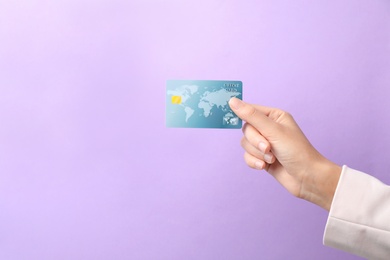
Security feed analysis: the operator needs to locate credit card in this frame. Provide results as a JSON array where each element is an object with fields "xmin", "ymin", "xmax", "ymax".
[{"xmin": 166, "ymin": 80, "xmax": 243, "ymax": 129}]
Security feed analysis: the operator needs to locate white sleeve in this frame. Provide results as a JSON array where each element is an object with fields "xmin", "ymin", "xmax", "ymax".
[{"xmin": 323, "ymin": 166, "xmax": 390, "ymax": 259}]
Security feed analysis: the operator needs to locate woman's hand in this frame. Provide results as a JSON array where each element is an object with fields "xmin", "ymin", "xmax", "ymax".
[{"xmin": 229, "ymin": 97, "xmax": 341, "ymax": 211}]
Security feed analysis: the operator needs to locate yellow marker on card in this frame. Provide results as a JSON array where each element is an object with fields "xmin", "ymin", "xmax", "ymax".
[{"xmin": 171, "ymin": 96, "xmax": 182, "ymax": 104}]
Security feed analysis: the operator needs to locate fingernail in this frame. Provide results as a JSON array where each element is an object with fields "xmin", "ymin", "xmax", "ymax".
[
  {"xmin": 229, "ymin": 97, "xmax": 243, "ymax": 110},
  {"xmin": 255, "ymin": 161, "xmax": 264, "ymax": 170},
  {"xmin": 264, "ymin": 153, "xmax": 273, "ymax": 164},
  {"xmin": 258, "ymin": 142, "xmax": 267, "ymax": 153}
]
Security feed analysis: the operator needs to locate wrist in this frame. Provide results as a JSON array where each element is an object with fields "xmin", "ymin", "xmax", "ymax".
[{"xmin": 301, "ymin": 157, "xmax": 342, "ymax": 211}]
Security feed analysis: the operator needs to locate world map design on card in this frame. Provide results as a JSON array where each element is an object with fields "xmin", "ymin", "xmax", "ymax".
[{"xmin": 166, "ymin": 80, "xmax": 243, "ymax": 129}]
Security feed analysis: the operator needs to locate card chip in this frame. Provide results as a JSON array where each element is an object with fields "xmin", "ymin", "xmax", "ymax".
[{"xmin": 171, "ymin": 96, "xmax": 182, "ymax": 104}]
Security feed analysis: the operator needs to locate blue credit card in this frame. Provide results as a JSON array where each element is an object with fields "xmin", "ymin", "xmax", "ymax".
[{"xmin": 166, "ymin": 80, "xmax": 243, "ymax": 129}]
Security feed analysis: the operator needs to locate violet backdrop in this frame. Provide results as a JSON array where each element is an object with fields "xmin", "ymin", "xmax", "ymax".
[{"xmin": 1, "ymin": 0, "xmax": 390, "ymax": 259}]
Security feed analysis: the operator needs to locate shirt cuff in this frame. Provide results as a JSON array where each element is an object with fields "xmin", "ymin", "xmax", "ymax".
[{"xmin": 323, "ymin": 166, "xmax": 390, "ymax": 259}]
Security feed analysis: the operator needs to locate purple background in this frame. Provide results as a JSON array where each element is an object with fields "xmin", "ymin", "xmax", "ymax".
[{"xmin": 1, "ymin": 1, "xmax": 389, "ymax": 259}]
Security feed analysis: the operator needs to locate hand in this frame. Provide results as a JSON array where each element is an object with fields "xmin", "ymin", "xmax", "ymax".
[{"xmin": 229, "ymin": 98, "xmax": 341, "ymax": 211}]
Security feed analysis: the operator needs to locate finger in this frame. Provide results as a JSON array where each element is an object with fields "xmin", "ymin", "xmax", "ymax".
[
  {"xmin": 244, "ymin": 152, "xmax": 267, "ymax": 170},
  {"xmin": 242, "ymin": 123, "xmax": 271, "ymax": 154},
  {"xmin": 241, "ymin": 136, "xmax": 276, "ymax": 164},
  {"xmin": 229, "ymin": 97, "xmax": 282, "ymax": 137}
]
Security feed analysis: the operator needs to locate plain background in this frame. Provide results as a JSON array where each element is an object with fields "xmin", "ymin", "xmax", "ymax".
[{"xmin": 1, "ymin": 0, "xmax": 390, "ymax": 259}]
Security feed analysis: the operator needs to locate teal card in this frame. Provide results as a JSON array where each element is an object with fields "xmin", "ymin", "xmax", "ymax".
[{"xmin": 166, "ymin": 80, "xmax": 243, "ymax": 129}]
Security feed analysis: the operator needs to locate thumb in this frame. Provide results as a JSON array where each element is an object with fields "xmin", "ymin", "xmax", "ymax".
[{"xmin": 229, "ymin": 97, "xmax": 279, "ymax": 137}]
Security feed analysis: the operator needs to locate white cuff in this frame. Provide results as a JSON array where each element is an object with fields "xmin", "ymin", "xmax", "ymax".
[{"xmin": 323, "ymin": 166, "xmax": 390, "ymax": 259}]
